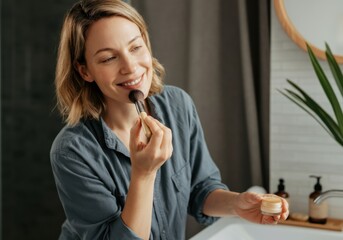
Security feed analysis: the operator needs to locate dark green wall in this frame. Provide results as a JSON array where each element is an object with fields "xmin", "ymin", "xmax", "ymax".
[{"xmin": 1, "ymin": 1, "xmax": 72, "ymax": 239}]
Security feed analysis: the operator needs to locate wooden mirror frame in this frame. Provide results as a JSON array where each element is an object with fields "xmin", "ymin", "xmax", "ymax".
[{"xmin": 274, "ymin": 0, "xmax": 343, "ymax": 63}]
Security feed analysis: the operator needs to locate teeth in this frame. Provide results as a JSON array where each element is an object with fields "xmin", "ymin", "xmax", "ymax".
[{"xmin": 122, "ymin": 78, "xmax": 140, "ymax": 86}]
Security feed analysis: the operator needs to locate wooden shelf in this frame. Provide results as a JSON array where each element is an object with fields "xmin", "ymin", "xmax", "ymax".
[{"xmin": 279, "ymin": 218, "xmax": 343, "ymax": 232}]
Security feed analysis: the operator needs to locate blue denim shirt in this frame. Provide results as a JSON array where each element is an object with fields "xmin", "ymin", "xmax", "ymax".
[{"xmin": 51, "ymin": 85, "xmax": 228, "ymax": 240}]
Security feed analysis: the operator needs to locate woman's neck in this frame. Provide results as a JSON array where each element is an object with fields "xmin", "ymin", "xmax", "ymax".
[
  {"xmin": 103, "ymin": 101, "xmax": 137, "ymax": 132},
  {"xmin": 102, "ymin": 99, "xmax": 150, "ymax": 149}
]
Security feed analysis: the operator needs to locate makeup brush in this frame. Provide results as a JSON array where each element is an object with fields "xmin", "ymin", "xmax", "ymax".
[{"xmin": 129, "ymin": 90, "xmax": 152, "ymax": 139}]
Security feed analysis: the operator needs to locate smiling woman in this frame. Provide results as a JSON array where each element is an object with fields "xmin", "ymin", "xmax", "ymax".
[
  {"xmin": 50, "ymin": 0, "xmax": 288, "ymax": 240},
  {"xmin": 55, "ymin": 3, "xmax": 165, "ymax": 126},
  {"xmin": 1, "ymin": 0, "xmax": 278, "ymax": 239},
  {"xmin": 75, "ymin": 16, "xmax": 154, "ymax": 118}
]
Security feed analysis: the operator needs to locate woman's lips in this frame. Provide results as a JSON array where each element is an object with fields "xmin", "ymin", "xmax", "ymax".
[
  {"xmin": 118, "ymin": 75, "xmax": 143, "ymax": 88},
  {"xmin": 121, "ymin": 77, "xmax": 141, "ymax": 86}
]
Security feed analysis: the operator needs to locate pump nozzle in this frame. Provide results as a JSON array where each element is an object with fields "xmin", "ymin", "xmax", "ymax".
[
  {"xmin": 310, "ymin": 175, "xmax": 322, "ymax": 191},
  {"xmin": 278, "ymin": 178, "xmax": 285, "ymax": 191}
]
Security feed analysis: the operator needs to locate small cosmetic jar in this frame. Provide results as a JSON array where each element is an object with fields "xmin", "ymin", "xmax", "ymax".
[{"xmin": 261, "ymin": 196, "xmax": 282, "ymax": 216}]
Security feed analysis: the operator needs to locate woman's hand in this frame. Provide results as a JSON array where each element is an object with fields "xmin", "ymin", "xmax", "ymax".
[
  {"xmin": 129, "ymin": 116, "xmax": 173, "ymax": 177},
  {"xmin": 234, "ymin": 192, "xmax": 289, "ymax": 224},
  {"xmin": 123, "ymin": 116, "xmax": 172, "ymax": 239}
]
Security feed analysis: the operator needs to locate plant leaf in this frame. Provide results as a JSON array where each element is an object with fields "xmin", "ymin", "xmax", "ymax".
[
  {"xmin": 325, "ymin": 42, "xmax": 343, "ymax": 98},
  {"xmin": 286, "ymin": 80, "xmax": 339, "ymax": 132},
  {"xmin": 279, "ymin": 89, "xmax": 334, "ymax": 138},
  {"xmin": 279, "ymin": 79, "xmax": 343, "ymax": 145},
  {"xmin": 306, "ymin": 43, "xmax": 343, "ymax": 134}
]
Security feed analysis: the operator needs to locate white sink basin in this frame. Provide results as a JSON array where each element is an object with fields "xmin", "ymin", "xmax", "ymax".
[{"xmin": 190, "ymin": 216, "xmax": 343, "ymax": 240}]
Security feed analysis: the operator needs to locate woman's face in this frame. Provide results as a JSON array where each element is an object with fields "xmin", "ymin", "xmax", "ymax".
[{"xmin": 79, "ymin": 16, "xmax": 153, "ymax": 105}]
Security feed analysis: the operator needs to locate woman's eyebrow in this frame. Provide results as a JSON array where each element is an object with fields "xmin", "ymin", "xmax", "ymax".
[
  {"xmin": 128, "ymin": 35, "xmax": 141, "ymax": 44},
  {"xmin": 93, "ymin": 35, "xmax": 142, "ymax": 56}
]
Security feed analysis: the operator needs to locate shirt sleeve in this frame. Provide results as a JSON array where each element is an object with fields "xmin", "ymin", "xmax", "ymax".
[
  {"xmin": 50, "ymin": 150, "xmax": 142, "ymax": 240},
  {"xmin": 185, "ymin": 96, "xmax": 229, "ymax": 225}
]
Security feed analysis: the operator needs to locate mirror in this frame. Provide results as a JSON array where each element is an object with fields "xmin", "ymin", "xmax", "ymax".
[{"xmin": 274, "ymin": 0, "xmax": 343, "ymax": 63}]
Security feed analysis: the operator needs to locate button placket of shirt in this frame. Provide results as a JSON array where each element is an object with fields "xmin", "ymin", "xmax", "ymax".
[
  {"xmin": 161, "ymin": 229, "xmax": 166, "ymax": 239},
  {"xmin": 153, "ymin": 170, "xmax": 169, "ymax": 240}
]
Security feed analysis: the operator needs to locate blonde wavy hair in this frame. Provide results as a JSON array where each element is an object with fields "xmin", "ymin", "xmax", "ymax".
[{"xmin": 55, "ymin": 0, "xmax": 165, "ymax": 125}]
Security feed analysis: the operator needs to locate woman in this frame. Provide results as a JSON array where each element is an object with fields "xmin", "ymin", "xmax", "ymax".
[{"xmin": 51, "ymin": 0, "xmax": 289, "ymax": 239}]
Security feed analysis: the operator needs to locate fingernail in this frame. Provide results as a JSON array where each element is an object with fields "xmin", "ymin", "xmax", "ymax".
[{"xmin": 136, "ymin": 118, "xmax": 140, "ymax": 125}]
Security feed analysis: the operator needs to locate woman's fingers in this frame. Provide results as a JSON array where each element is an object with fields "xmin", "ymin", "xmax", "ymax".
[
  {"xmin": 129, "ymin": 118, "xmax": 142, "ymax": 151},
  {"xmin": 280, "ymin": 198, "xmax": 289, "ymax": 220},
  {"xmin": 142, "ymin": 116, "xmax": 173, "ymax": 161},
  {"xmin": 261, "ymin": 215, "xmax": 278, "ymax": 224},
  {"xmin": 153, "ymin": 118, "xmax": 173, "ymax": 158},
  {"xmin": 143, "ymin": 116, "xmax": 164, "ymax": 151},
  {"xmin": 129, "ymin": 116, "xmax": 172, "ymax": 175}
]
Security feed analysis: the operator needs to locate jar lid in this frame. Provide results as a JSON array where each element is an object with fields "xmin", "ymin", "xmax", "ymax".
[{"xmin": 261, "ymin": 196, "xmax": 282, "ymax": 214}]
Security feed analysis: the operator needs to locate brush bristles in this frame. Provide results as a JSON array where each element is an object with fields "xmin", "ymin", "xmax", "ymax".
[{"xmin": 128, "ymin": 90, "xmax": 144, "ymax": 103}]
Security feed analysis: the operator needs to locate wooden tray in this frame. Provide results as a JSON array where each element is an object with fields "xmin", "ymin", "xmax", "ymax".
[{"xmin": 279, "ymin": 218, "xmax": 343, "ymax": 231}]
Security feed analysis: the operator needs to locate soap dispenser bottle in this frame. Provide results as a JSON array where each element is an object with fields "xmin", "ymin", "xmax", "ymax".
[
  {"xmin": 309, "ymin": 175, "xmax": 328, "ymax": 224},
  {"xmin": 274, "ymin": 178, "xmax": 290, "ymax": 218},
  {"xmin": 274, "ymin": 178, "xmax": 290, "ymax": 201}
]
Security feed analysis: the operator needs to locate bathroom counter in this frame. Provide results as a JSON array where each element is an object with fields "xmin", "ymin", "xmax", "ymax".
[{"xmin": 190, "ymin": 216, "xmax": 343, "ymax": 240}]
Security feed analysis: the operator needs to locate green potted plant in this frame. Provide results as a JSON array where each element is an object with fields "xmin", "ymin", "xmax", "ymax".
[{"xmin": 279, "ymin": 43, "xmax": 343, "ymax": 147}]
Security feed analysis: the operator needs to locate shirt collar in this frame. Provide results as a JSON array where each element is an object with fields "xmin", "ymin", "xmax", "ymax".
[
  {"xmin": 147, "ymin": 94, "xmax": 163, "ymax": 122},
  {"xmin": 100, "ymin": 117, "xmax": 130, "ymax": 157},
  {"xmin": 99, "ymin": 94, "xmax": 163, "ymax": 157}
]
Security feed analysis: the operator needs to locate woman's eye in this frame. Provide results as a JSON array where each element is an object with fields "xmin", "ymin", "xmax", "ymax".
[
  {"xmin": 101, "ymin": 56, "xmax": 117, "ymax": 63},
  {"xmin": 131, "ymin": 46, "xmax": 142, "ymax": 52}
]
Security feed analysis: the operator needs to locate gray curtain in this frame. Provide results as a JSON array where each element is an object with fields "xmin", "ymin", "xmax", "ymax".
[{"xmin": 131, "ymin": 0, "xmax": 270, "ymax": 238}]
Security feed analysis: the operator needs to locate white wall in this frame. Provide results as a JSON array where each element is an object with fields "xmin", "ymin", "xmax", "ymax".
[{"xmin": 270, "ymin": 3, "xmax": 343, "ymax": 218}]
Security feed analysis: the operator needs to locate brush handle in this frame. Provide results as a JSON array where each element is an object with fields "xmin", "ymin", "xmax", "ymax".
[{"xmin": 139, "ymin": 112, "xmax": 152, "ymax": 140}]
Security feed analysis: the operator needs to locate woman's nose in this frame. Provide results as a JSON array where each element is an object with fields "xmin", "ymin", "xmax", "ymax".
[{"xmin": 120, "ymin": 54, "xmax": 137, "ymax": 75}]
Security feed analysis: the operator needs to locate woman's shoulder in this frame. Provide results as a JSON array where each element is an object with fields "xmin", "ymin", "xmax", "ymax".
[
  {"xmin": 158, "ymin": 85, "xmax": 193, "ymax": 105},
  {"xmin": 50, "ymin": 123, "xmax": 81, "ymax": 152},
  {"xmin": 163, "ymin": 85, "xmax": 189, "ymax": 96},
  {"xmin": 50, "ymin": 120, "xmax": 100, "ymax": 157},
  {"xmin": 150, "ymin": 85, "xmax": 197, "ymax": 124}
]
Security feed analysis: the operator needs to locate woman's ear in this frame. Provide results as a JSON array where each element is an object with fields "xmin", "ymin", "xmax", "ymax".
[{"xmin": 75, "ymin": 62, "xmax": 94, "ymax": 82}]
